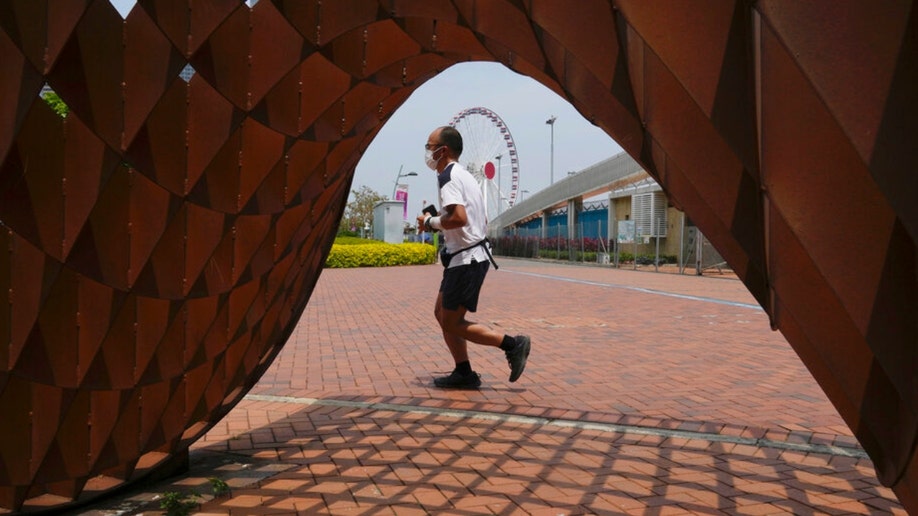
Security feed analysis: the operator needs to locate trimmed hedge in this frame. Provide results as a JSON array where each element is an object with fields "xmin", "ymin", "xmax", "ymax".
[
  {"xmin": 325, "ymin": 239, "xmax": 437, "ymax": 268},
  {"xmin": 333, "ymin": 236, "xmax": 383, "ymax": 246}
]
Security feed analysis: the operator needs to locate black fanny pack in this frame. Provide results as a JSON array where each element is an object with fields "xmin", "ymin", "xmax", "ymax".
[{"xmin": 441, "ymin": 238, "xmax": 498, "ymax": 270}]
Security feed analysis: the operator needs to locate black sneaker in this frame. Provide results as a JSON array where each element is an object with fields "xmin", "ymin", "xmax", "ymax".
[
  {"xmin": 506, "ymin": 335, "xmax": 531, "ymax": 383},
  {"xmin": 433, "ymin": 370, "xmax": 482, "ymax": 389}
]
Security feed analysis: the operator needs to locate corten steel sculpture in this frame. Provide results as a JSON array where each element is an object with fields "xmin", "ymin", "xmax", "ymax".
[{"xmin": 0, "ymin": 0, "xmax": 915, "ymax": 512}]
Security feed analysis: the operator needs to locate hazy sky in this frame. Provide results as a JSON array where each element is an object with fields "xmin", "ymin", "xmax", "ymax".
[
  {"xmin": 109, "ymin": 0, "xmax": 624, "ymax": 214},
  {"xmin": 355, "ymin": 62, "xmax": 622, "ymax": 213}
]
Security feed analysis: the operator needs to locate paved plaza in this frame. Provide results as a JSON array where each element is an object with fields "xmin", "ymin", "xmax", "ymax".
[{"xmin": 78, "ymin": 259, "xmax": 904, "ymax": 515}]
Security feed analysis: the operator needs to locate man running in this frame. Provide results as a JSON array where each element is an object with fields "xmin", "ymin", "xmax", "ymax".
[{"xmin": 417, "ymin": 125, "xmax": 531, "ymax": 389}]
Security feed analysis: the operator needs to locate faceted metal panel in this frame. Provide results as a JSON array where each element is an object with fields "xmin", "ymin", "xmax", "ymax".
[{"xmin": 0, "ymin": 0, "xmax": 916, "ymax": 512}]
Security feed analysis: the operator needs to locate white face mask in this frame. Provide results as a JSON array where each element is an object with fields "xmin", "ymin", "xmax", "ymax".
[{"xmin": 425, "ymin": 147, "xmax": 442, "ymax": 170}]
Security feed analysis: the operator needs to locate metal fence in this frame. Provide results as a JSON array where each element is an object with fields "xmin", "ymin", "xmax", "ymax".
[{"xmin": 494, "ymin": 219, "xmax": 728, "ymax": 276}]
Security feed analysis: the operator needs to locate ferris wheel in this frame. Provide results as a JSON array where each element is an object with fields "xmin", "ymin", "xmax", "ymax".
[{"xmin": 448, "ymin": 107, "xmax": 520, "ymax": 222}]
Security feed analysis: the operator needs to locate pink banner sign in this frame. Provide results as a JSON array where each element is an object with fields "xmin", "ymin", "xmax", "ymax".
[{"xmin": 395, "ymin": 184, "xmax": 409, "ymax": 221}]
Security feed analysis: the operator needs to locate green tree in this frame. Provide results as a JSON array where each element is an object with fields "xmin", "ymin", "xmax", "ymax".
[
  {"xmin": 339, "ymin": 185, "xmax": 386, "ymax": 236},
  {"xmin": 41, "ymin": 90, "xmax": 69, "ymax": 117}
]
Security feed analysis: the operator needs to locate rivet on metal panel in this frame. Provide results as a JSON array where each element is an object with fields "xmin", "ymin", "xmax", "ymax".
[
  {"xmin": 283, "ymin": 153, "xmax": 290, "ymax": 204},
  {"xmin": 28, "ymin": 406, "xmax": 34, "ymax": 474},
  {"xmin": 132, "ymin": 321, "xmax": 138, "ymax": 380},
  {"xmin": 184, "ymin": 78, "xmax": 191, "ymax": 192},
  {"xmin": 362, "ymin": 29, "xmax": 369, "ymax": 73},
  {"xmin": 402, "ymin": 65, "xmax": 407, "ymax": 85},
  {"xmin": 316, "ymin": 1, "xmax": 323, "ymax": 45},
  {"xmin": 76, "ymin": 283, "xmax": 82, "ymax": 380},
  {"xmin": 231, "ymin": 225, "xmax": 237, "ymax": 280},
  {"xmin": 127, "ymin": 217, "xmax": 133, "ymax": 282},
  {"xmin": 5, "ymin": 225, "xmax": 9, "ymax": 320},
  {"xmin": 432, "ymin": 21, "xmax": 438, "ymax": 50},
  {"xmin": 121, "ymin": 79, "xmax": 127, "ymax": 151},
  {"xmin": 295, "ymin": 79, "xmax": 304, "ymax": 133},
  {"xmin": 5, "ymin": 226, "xmax": 10, "ymax": 336},
  {"xmin": 62, "ymin": 176, "xmax": 68, "ymax": 257}
]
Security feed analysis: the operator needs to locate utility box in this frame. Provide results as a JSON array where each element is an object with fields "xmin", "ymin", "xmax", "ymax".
[{"xmin": 373, "ymin": 200, "xmax": 405, "ymax": 244}]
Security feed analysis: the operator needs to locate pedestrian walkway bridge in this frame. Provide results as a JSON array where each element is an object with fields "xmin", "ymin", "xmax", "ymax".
[{"xmin": 489, "ymin": 151, "xmax": 652, "ymax": 235}]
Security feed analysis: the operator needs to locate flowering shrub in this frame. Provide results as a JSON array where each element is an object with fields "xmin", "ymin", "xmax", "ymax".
[
  {"xmin": 325, "ymin": 240, "xmax": 436, "ymax": 268},
  {"xmin": 333, "ymin": 236, "xmax": 384, "ymax": 246}
]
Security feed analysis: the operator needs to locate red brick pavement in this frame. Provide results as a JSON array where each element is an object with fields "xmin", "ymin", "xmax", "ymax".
[{"xmin": 77, "ymin": 259, "xmax": 905, "ymax": 515}]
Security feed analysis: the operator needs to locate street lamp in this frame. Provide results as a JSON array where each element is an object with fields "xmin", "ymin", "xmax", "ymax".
[
  {"xmin": 520, "ymin": 189, "xmax": 530, "ymax": 202},
  {"xmin": 392, "ymin": 165, "xmax": 417, "ymax": 198},
  {"xmin": 545, "ymin": 115, "xmax": 556, "ymax": 185}
]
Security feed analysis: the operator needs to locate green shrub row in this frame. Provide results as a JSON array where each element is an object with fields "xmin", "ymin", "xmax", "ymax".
[
  {"xmin": 325, "ymin": 237, "xmax": 677, "ymax": 268},
  {"xmin": 333, "ymin": 236, "xmax": 383, "ymax": 246},
  {"xmin": 325, "ymin": 241, "xmax": 436, "ymax": 268}
]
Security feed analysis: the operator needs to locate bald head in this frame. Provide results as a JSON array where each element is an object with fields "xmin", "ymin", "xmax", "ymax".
[{"xmin": 435, "ymin": 126, "xmax": 463, "ymax": 158}]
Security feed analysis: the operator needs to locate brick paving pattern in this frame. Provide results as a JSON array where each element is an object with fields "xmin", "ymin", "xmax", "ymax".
[{"xmin": 76, "ymin": 259, "xmax": 904, "ymax": 515}]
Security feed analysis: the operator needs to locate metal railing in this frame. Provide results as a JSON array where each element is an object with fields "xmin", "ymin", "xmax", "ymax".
[{"xmin": 493, "ymin": 220, "xmax": 730, "ymax": 276}]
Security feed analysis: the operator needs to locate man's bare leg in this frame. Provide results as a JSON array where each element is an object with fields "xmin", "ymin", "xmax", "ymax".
[
  {"xmin": 435, "ymin": 292, "xmax": 469, "ymax": 364},
  {"xmin": 435, "ymin": 294, "xmax": 503, "ymax": 348},
  {"xmin": 433, "ymin": 291, "xmax": 531, "ymax": 386}
]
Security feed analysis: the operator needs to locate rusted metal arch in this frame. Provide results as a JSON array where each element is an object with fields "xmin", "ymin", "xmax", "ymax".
[{"xmin": 0, "ymin": 1, "xmax": 915, "ymax": 512}]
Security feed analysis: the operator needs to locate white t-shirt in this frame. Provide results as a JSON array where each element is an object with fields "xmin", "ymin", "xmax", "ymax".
[{"xmin": 438, "ymin": 162, "xmax": 490, "ymax": 267}]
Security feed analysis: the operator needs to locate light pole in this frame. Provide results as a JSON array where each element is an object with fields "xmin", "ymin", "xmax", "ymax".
[
  {"xmin": 495, "ymin": 154, "xmax": 502, "ymax": 215},
  {"xmin": 545, "ymin": 115, "xmax": 556, "ymax": 185},
  {"xmin": 392, "ymin": 165, "xmax": 417, "ymax": 198}
]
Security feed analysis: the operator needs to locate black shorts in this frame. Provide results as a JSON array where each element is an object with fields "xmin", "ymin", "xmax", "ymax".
[{"xmin": 440, "ymin": 260, "xmax": 490, "ymax": 312}]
